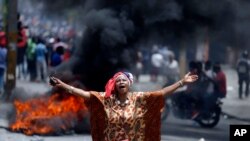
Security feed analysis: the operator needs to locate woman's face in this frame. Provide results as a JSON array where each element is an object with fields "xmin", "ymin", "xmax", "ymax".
[{"xmin": 115, "ymin": 75, "xmax": 130, "ymax": 94}]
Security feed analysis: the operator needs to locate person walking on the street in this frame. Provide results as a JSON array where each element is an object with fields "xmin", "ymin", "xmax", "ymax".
[
  {"xmin": 50, "ymin": 71, "xmax": 198, "ymax": 141},
  {"xmin": 150, "ymin": 45, "xmax": 164, "ymax": 82},
  {"xmin": 165, "ymin": 52, "xmax": 180, "ymax": 85},
  {"xmin": 26, "ymin": 36, "xmax": 37, "ymax": 81},
  {"xmin": 236, "ymin": 51, "xmax": 249, "ymax": 99},
  {"xmin": 17, "ymin": 21, "xmax": 28, "ymax": 79},
  {"xmin": 35, "ymin": 37, "xmax": 48, "ymax": 82},
  {"xmin": 134, "ymin": 51, "xmax": 143, "ymax": 82},
  {"xmin": 0, "ymin": 42, "xmax": 7, "ymax": 96}
]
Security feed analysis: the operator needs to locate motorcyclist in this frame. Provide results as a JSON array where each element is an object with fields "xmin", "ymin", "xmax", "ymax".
[
  {"xmin": 212, "ymin": 62, "xmax": 227, "ymax": 99},
  {"xmin": 199, "ymin": 62, "xmax": 226, "ymax": 112},
  {"xmin": 170, "ymin": 60, "xmax": 220, "ymax": 118},
  {"xmin": 164, "ymin": 61, "xmax": 222, "ymax": 127},
  {"xmin": 174, "ymin": 61, "xmax": 207, "ymax": 118}
]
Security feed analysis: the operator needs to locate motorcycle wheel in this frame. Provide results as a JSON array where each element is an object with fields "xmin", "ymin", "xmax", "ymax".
[{"xmin": 196, "ymin": 107, "xmax": 221, "ymax": 128}]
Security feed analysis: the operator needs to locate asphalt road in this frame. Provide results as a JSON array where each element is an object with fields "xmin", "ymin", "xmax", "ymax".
[
  {"xmin": 162, "ymin": 111, "xmax": 250, "ymax": 141},
  {"xmin": 0, "ymin": 113, "xmax": 248, "ymax": 141}
]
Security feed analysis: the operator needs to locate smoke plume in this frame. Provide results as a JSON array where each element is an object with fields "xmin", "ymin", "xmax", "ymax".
[{"xmin": 22, "ymin": 0, "xmax": 249, "ymax": 90}]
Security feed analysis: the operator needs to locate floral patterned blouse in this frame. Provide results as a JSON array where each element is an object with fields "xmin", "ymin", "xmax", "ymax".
[{"xmin": 86, "ymin": 90, "xmax": 164, "ymax": 141}]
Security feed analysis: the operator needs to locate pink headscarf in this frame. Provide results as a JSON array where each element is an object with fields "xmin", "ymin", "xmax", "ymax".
[{"xmin": 105, "ymin": 72, "xmax": 133, "ymax": 98}]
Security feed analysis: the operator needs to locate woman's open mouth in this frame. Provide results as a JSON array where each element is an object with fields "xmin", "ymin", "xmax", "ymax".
[{"xmin": 119, "ymin": 86, "xmax": 125, "ymax": 89}]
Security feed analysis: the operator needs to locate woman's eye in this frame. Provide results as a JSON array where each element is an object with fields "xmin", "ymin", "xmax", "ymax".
[{"xmin": 116, "ymin": 79, "xmax": 122, "ymax": 82}]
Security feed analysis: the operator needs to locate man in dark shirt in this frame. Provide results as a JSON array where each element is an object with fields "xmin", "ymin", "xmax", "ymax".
[{"xmin": 236, "ymin": 51, "xmax": 249, "ymax": 99}]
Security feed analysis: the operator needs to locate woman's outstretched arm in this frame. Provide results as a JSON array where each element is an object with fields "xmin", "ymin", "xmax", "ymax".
[
  {"xmin": 50, "ymin": 76, "xmax": 91, "ymax": 99},
  {"xmin": 160, "ymin": 72, "xmax": 198, "ymax": 97}
]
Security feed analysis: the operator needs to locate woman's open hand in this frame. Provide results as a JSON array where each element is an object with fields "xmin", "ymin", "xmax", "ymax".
[
  {"xmin": 49, "ymin": 76, "xmax": 64, "ymax": 87},
  {"xmin": 182, "ymin": 72, "xmax": 198, "ymax": 84}
]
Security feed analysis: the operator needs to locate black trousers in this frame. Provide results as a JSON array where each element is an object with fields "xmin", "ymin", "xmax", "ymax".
[{"xmin": 238, "ymin": 77, "xmax": 249, "ymax": 98}]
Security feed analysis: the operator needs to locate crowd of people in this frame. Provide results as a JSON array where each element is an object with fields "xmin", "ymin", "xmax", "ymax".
[
  {"xmin": 133, "ymin": 44, "xmax": 250, "ymax": 103},
  {"xmin": 16, "ymin": 34, "xmax": 74, "ymax": 82},
  {"xmin": 133, "ymin": 45, "xmax": 180, "ymax": 85},
  {"xmin": 0, "ymin": 14, "xmax": 77, "ymax": 96},
  {"xmin": 132, "ymin": 44, "xmax": 233, "ymax": 120}
]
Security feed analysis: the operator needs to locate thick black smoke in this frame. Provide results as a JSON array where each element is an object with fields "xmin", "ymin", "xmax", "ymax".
[{"xmin": 28, "ymin": 0, "xmax": 244, "ymax": 90}]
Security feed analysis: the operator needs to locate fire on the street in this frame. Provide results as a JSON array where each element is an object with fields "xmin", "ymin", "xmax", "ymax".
[{"xmin": 9, "ymin": 92, "xmax": 89, "ymax": 135}]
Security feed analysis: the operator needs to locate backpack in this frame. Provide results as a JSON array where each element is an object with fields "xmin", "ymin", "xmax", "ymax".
[{"xmin": 237, "ymin": 60, "xmax": 249, "ymax": 74}]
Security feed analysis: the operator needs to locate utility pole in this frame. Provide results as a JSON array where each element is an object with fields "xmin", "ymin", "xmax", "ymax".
[{"xmin": 5, "ymin": 0, "xmax": 18, "ymax": 100}]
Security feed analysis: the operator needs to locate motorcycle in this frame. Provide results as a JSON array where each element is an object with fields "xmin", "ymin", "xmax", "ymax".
[{"xmin": 161, "ymin": 89, "xmax": 222, "ymax": 128}]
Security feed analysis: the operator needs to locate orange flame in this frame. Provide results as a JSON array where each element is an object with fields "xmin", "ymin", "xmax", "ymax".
[{"xmin": 10, "ymin": 93, "xmax": 89, "ymax": 135}]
